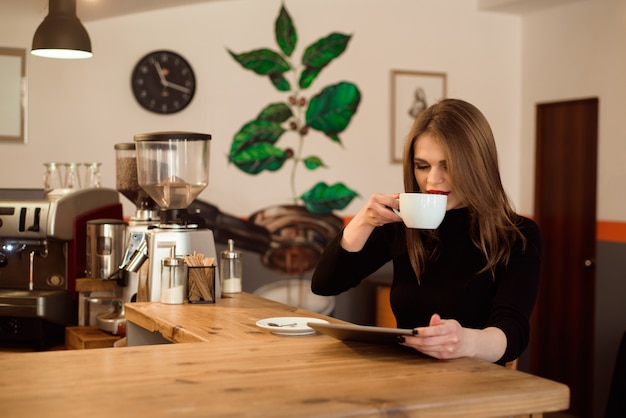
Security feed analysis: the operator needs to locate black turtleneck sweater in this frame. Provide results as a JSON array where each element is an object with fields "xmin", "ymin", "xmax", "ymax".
[{"xmin": 311, "ymin": 208, "xmax": 542, "ymax": 364}]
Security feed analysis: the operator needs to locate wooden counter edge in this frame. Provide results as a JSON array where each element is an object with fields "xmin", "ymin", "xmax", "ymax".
[{"xmin": 124, "ymin": 303, "xmax": 208, "ymax": 343}]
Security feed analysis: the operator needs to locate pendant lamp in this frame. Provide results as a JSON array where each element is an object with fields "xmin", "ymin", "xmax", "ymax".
[{"xmin": 31, "ymin": 0, "xmax": 93, "ymax": 59}]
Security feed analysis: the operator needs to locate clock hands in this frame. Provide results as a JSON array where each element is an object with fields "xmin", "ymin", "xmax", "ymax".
[
  {"xmin": 134, "ymin": 50, "xmax": 195, "ymax": 114},
  {"xmin": 164, "ymin": 81, "xmax": 191, "ymax": 94},
  {"xmin": 154, "ymin": 61, "xmax": 167, "ymax": 84},
  {"xmin": 154, "ymin": 61, "xmax": 192, "ymax": 94}
]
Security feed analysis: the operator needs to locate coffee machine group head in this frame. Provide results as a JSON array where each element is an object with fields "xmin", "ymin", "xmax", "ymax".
[{"xmin": 128, "ymin": 132, "xmax": 218, "ymax": 302}]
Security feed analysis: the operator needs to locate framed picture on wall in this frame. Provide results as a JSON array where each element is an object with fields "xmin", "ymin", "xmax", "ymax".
[
  {"xmin": 0, "ymin": 47, "xmax": 26, "ymax": 143},
  {"xmin": 390, "ymin": 70, "xmax": 447, "ymax": 163}
]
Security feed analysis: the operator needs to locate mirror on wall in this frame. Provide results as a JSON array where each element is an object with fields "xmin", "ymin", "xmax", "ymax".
[{"xmin": 0, "ymin": 47, "xmax": 26, "ymax": 143}]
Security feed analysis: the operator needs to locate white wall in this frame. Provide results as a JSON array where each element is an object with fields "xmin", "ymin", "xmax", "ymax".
[
  {"xmin": 0, "ymin": 0, "xmax": 521, "ymax": 220},
  {"xmin": 520, "ymin": 0, "xmax": 626, "ymax": 220}
]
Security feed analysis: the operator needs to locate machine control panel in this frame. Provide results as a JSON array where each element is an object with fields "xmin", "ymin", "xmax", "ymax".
[
  {"xmin": 0, "ymin": 189, "xmax": 51, "ymax": 239},
  {"xmin": 0, "ymin": 203, "xmax": 49, "ymax": 238}
]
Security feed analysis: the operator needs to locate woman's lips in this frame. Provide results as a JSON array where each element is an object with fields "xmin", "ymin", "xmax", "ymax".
[{"xmin": 428, "ymin": 190, "xmax": 450, "ymax": 195}]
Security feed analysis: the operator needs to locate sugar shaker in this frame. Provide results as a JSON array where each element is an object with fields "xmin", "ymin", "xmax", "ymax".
[{"xmin": 220, "ymin": 239, "xmax": 242, "ymax": 293}]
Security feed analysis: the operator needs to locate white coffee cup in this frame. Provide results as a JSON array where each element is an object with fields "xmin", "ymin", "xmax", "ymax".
[{"xmin": 393, "ymin": 193, "xmax": 447, "ymax": 229}]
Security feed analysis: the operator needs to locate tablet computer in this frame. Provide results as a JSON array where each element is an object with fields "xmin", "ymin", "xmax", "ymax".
[{"xmin": 307, "ymin": 322, "xmax": 414, "ymax": 345}]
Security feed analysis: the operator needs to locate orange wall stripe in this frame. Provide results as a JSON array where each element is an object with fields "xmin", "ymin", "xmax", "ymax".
[
  {"xmin": 597, "ymin": 221, "xmax": 626, "ymax": 243},
  {"xmin": 340, "ymin": 217, "xmax": 626, "ymax": 243}
]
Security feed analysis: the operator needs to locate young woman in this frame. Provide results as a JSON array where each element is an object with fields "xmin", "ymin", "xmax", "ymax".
[{"xmin": 311, "ymin": 98, "xmax": 542, "ymax": 365}]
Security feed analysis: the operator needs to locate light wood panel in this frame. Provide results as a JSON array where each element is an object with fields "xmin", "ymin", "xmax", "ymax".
[{"xmin": 375, "ymin": 284, "xmax": 396, "ymax": 328}]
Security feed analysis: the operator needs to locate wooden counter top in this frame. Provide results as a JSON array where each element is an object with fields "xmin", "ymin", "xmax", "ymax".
[
  {"xmin": 0, "ymin": 336, "xmax": 569, "ymax": 417},
  {"xmin": 0, "ymin": 293, "xmax": 569, "ymax": 417},
  {"xmin": 124, "ymin": 292, "xmax": 346, "ymax": 343}
]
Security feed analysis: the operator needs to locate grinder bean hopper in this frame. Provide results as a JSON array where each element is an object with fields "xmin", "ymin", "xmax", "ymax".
[{"xmin": 126, "ymin": 132, "xmax": 218, "ymax": 302}]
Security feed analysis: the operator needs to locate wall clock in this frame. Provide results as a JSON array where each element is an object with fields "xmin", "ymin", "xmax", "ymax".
[{"xmin": 131, "ymin": 50, "xmax": 196, "ymax": 114}]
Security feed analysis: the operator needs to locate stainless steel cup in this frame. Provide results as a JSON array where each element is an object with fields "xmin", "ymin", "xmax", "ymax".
[{"xmin": 86, "ymin": 219, "xmax": 128, "ymax": 279}]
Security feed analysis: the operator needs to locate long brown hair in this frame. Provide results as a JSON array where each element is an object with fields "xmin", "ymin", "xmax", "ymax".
[{"xmin": 402, "ymin": 98, "xmax": 525, "ymax": 280}]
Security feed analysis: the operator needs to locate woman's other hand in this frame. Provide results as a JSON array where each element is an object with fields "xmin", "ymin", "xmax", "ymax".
[
  {"xmin": 402, "ymin": 314, "xmax": 468, "ymax": 360},
  {"xmin": 400, "ymin": 313, "xmax": 507, "ymax": 363}
]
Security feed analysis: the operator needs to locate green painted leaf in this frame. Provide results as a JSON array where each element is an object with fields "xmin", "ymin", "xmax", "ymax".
[
  {"xmin": 275, "ymin": 5, "xmax": 297, "ymax": 57},
  {"xmin": 305, "ymin": 82, "xmax": 361, "ymax": 142},
  {"xmin": 257, "ymin": 103, "xmax": 293, "ymax": 123},
  {"xmin": 299, "ymin": 67, "xmax": 322, "ymax": 90},
  {"xmin": 303, "ymin": 156, "xmax": 325, "ymax": 170},
  {"xmin": 301, "ymin": 33, "xmax": 351, "ymax": 69},
  {"xmin": 270, "ymin": 73, "xmax": 291, "ymax": 91},
  {"xmin": 226, "ymin": 5, "xmax": 362, "ymax": 209},
  {"xmin": 229, "ymin": 142, "xmax": 288, "ymax": 175},
  {"xmin": 300, "ymin": 182, "xmax": 359, "ymax": 214},
  {"xmin": 230, "ymin": 119, "xmax": 286, "ymax": 155},
  {"xmin": 228, "ymin": 48, "xmax": 291, "ymax": 75}
]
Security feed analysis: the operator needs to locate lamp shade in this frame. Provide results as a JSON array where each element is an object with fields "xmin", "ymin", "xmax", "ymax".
[{"xmin": 31, "ymin": 0, "xmax": 92, "ymax": 59}]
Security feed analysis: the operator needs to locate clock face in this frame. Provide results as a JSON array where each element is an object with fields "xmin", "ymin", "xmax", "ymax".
[{"xmin": 131, "ymin": 50, "xmax": 196, "ymax": 114}]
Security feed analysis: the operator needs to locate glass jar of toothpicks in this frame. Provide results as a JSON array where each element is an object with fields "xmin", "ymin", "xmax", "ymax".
[{"xmin": 184, "ymin": 253, "xmax": 216, "ymax": 304}]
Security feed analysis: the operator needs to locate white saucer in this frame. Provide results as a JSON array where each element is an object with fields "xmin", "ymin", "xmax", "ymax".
[{"xmin": 256, "ymin": 317, "xmax": 329, "ymax": 336}]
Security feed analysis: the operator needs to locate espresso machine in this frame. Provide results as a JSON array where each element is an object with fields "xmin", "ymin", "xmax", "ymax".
[
  {"xmin": 124, "ymin": 132, "xmax": 218, "ymax": 302},
  {"xmin": 0, "ymin": 188, "xmax": 122, "ymax": 347}
]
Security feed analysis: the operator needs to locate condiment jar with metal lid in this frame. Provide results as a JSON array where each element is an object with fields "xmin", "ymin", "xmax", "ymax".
[
  {"xmin": 220, "ymin": 239, "xmax": 242, "ymax": 293},
  {"xmin": 161, "ymin": 247, "xmax": 187, "ymax": 304}
]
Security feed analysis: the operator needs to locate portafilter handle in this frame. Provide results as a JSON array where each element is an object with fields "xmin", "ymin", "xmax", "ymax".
[
  {"xmin": 122, "ymin": 238, "xmax": 148, "ymax": 273},
  {"xmin": 102, "ymin": 233, "xmax": 148, "ymax": 283}
]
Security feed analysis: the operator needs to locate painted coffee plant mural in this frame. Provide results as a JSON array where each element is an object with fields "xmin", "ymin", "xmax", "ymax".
[{"xmin": 227, "ymin": 3, "xmax": 361, "ymax": 216}]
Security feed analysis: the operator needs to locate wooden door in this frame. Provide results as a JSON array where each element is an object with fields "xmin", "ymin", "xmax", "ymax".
[{"xmin": 530, "ymin": 98, "xmax": 598, "ymax": 417}]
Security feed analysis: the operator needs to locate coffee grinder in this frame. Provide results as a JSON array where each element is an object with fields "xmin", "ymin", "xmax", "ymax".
[
  {"xmin": 128, "ymin": 132, "xmax": 218, "ymax": 302},
  {"xmin": 114, "ymin": 142, "xmax": 160, "ymax": 303}
]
